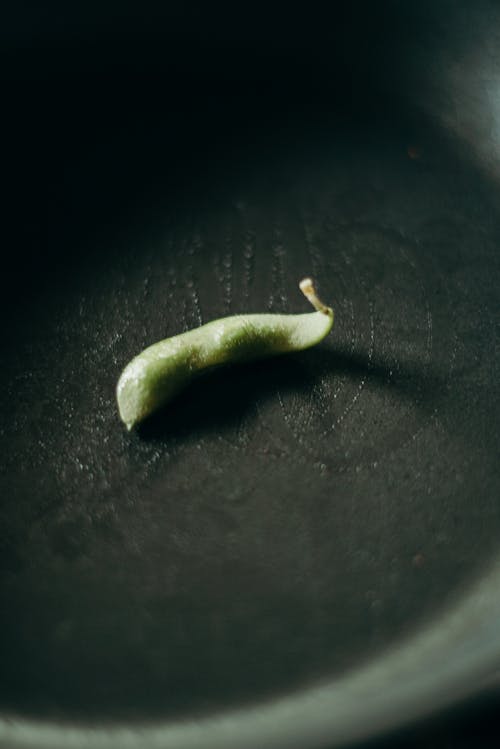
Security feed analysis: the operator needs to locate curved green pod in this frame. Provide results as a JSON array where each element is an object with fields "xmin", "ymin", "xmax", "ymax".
[{"xmin": 116, "ymin": 278, "xmax": 334, "ymax": 430}]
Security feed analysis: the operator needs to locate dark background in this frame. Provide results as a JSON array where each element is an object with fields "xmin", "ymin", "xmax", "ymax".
[{"xmin": 2, "ymin": 2, "xmax": 500, "ymax": 747}]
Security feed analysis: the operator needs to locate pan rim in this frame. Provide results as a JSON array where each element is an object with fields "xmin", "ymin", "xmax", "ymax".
[{"xmin": 1, "ymin": 558, "xmax": 500, "ymax": 749}]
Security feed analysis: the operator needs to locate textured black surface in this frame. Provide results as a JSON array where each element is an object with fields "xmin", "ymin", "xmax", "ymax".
[{"xmin": 1, "ymin": 0, "xmax": 500, "ymax": 741}]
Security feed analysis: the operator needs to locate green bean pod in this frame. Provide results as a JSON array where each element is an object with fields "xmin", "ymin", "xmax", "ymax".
[{"xmin": 116, "ymin": 278, "xmax": 334, "ymax": 430}]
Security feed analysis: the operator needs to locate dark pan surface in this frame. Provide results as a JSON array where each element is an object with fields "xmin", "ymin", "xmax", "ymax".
[
  {"xmin": 2, "ymin": 105, "xmax": 500, "ymax": 722},
  {"xmin": 1, "ymin": 2, "xmax": 500, "ymax": 747}
]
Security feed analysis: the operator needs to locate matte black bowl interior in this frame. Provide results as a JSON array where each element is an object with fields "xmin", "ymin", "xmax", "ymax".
[{"xmin": 2, "ymin": 2, "xmax": 500, "ymax": 748}]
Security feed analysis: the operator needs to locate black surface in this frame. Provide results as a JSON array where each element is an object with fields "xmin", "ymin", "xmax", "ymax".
[
  {"xmin": 355, "ymin": 689, "xmax": 500, "ymax": 749},
  {"xmin": 1, "ymin": 0, "xmax": 500, "ymax": 743}
]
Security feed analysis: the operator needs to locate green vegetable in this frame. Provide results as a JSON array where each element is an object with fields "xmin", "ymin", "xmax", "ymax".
[{"xmin": 116, "ymin": 278, "xmax": 334, "ymax": 430}]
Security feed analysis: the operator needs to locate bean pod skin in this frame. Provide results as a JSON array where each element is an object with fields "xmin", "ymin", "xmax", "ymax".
[{"xmin": 117, "ymin": 279, "xmax": 334, "ymax": 430}]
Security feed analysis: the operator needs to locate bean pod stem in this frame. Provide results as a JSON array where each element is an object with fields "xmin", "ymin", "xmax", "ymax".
[{"xmin": 117, "ymin": 277, "xmax": 334, "ymax": 430}]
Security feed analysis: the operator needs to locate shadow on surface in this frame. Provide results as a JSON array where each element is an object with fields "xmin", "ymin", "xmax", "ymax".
[{"xmin": 137, "ymin": 345, "xmax": 446, "ymax": 443}]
